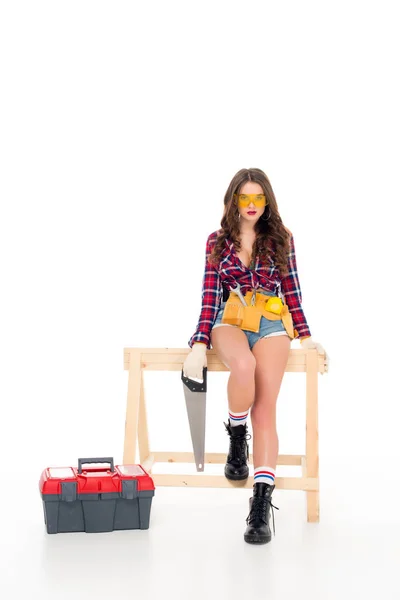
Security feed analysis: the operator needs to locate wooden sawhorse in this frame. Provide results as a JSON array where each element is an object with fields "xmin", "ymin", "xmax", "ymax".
[{"xmin": 123, "ymin": 347, "xmax": 327, "ymax": 522}]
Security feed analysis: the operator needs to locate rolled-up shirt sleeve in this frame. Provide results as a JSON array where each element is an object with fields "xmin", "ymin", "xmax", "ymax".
[
  {"xmin": 188, "ymin": 235, "xmax": 222, "ymax": 350},
  {"xmin": 280, "ymin": 233, "xmax": 311, "ymax": 339}
]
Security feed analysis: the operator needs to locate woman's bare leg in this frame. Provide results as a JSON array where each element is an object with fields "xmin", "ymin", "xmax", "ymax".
[
  {"xmin": 211, "ymin": 326, "xmax": 256, "ymax": 413},
  {"xmin": 250, "ymin": 335, "xmax": 291, "ymax": 468}
]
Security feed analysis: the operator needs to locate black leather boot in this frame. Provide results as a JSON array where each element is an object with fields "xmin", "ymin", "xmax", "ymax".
[
  {"xmin": 223, "ymin": 421, "xmax": 251, "ymax": 480},
  {"xmin": 244, "ymin": 482, "xmax": 280, "ymax": 544}
]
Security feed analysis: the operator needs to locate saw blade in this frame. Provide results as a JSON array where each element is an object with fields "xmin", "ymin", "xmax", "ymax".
[{"xmin": 181, "ymin": 367, "xmax": 207, "ymax": 472}]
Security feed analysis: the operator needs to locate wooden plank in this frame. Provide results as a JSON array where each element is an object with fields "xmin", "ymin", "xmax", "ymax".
[
  {"xmin": 138, "ymin": 363, "xmax": 312, "ymax": 374},
  {"xmin": 306, "ymin": 350, "xmax": 320, "ymax": 522},
  {"xmin": 151, "ymin": 474, "xmax": 318, "ymax": 491},
  {"xmin": 151, "ymin": 451, "xmax": 304, "ymax": 466},
  {"xmin": 124, "ymin": 347, "xmax": 326, "ymax": 374},
  {"xmin": 138, "ymin": 369, "xmax": 150, "ymax": 462},
  {"xmin": 141, "ymin": 454, "xmax": 155, "ymax": 473},
  {"xmin": 123, "ymin": 349, "xmax": 141, "ymax": 464}
]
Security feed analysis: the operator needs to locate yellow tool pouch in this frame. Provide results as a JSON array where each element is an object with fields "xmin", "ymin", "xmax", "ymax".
[
  {"xmin": 221, "ymin": 290, "xmax": 296, "ymax": 339},
  {"xmin": 241, "ymin": 305, "xmax": 263, "ymax": 332},
  {"xmin": 220, "ymin": 299, "xmax": 244, "ymax": 326}
]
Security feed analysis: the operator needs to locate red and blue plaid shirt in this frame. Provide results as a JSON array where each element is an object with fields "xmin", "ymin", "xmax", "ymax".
[{"xmin": 188, "ymin": 229, "xmax": 311, "ymax": 349}]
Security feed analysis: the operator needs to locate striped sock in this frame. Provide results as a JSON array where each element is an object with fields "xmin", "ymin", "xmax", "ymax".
[
  {"xmin": 229, "ymin": 409, "xmax": 249, "ymax": 427},
  {"xmin": 254, "ymin": 466, "xmax": 276, "ymax": 485}
]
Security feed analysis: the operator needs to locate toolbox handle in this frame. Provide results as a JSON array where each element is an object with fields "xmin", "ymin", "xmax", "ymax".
[{"xmin": 77, "ymin": 457, "xmax": 115, "ymax": 473}]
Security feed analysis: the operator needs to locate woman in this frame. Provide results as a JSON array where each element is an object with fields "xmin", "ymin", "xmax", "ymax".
[{"xmin": 184, "ymin": 167, "xmax": 323, "ymax": 545}]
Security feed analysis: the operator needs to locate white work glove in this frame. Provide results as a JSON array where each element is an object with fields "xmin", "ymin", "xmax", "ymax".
[
  {"xmin": 300, "ymin": 337, "xmax": 330, "ymax": 371},
  {"xmin": 183, "ymin": 343, "xmax": 207, "ymax": 381}
]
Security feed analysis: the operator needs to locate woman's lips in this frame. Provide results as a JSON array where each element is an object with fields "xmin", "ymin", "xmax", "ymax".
[{"xmin": 247, "ymin": 211, "xmax": 256, "ymax": 215}]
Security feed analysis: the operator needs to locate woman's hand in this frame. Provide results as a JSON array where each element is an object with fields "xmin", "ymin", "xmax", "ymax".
[
  {"xmin": 183, "ymin": 343, "xmax": 208, "ymax": 381},
  {"xmin": 300, "ymin": 336, "xmax": 323, "ymax": 352},
  {"xmin": 300, "ymin": 337, "xmax": 329, "ymax": 370}
]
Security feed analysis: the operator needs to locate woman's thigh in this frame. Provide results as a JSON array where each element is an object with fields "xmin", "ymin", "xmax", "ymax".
[
  {"xmin": 211, "ymin": 324, "xmax": 255, "ymax": 371},
  {"xmin": 251, "ymin": 335, "xmax": 291, "ymax": 408}
]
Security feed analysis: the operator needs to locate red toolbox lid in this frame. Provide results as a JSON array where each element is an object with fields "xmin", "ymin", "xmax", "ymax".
[{"xmin": 39, "ymin": 457, "xmax": 155, "ymax": 495}]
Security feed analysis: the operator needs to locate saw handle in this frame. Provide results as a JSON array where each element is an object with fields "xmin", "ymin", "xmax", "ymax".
[{"xmin": 181, "ymin": 367, "xmax": 207, "ymax": 392}]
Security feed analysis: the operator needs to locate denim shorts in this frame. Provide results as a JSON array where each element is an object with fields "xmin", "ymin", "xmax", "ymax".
[{"xmin": 211, "ymin": 288, "xmax": 289, "ymax": 350}]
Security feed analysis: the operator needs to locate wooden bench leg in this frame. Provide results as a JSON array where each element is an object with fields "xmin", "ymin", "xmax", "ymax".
[
  {"xmin": 138, "ymin": 369, "xmax": 152, "ymax": 470},
  {"xmin": 306, "ymin": 349, "xmax": 320, "ymax": 522},
  {"xmin": 123, "ymin": 349, "xmax": 142, "ymax": 464}
]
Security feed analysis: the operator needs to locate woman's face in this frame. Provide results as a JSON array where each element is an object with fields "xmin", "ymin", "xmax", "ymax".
[{"xmin": 235, "ymin": 182, "xmax": 267, "ymax": 223}]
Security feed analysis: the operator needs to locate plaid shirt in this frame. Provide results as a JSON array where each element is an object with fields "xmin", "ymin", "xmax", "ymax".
[{"xmin": 188, "ymin": 229, "xmax": 311, "ymax": 349}]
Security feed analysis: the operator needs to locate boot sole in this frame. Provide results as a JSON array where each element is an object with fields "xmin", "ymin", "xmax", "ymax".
[
  {"xmin": 224, "ymin": 471, "xmax": 249, "ymax": 481},
  {"xmin": 244, "ymin": 533, "xmax": 271, "ymax": 544}
]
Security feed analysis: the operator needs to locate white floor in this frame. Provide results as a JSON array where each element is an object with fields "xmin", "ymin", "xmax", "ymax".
[{"xmin": 2, "ymin": 458, "xmax": 399, "ymax": 600}]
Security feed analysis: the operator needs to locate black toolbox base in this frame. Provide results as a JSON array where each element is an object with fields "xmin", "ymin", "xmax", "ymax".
[{"xmin": 42, "ymin": 493, "xmax": 154, "ymax": 533}]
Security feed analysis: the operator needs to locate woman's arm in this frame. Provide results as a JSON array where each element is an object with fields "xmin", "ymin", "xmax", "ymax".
[
  {"xmin": 280, "ymin": 233, "xmax": 311, "ymax": 339},
  {"xmin": 188, "ymin": 234, "xmax": 222, "ymax": 350}
]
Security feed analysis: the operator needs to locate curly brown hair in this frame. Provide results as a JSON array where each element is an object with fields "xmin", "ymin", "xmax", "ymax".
[{"xmin": 208, "ymin": 167, "xmax": 292, "ymax": 277}]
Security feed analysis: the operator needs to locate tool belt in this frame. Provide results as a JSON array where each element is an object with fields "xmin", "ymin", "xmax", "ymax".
[{"xmin": 221, "ymin": 290, "xmax": 297, "ymax": 340}]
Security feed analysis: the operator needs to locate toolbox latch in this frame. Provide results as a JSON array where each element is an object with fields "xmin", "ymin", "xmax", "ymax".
[
  {"xmin": 61, "ymin": 481, "xmax": 77, "ymax": 502},
  {"xmin": 122, "ymin": 480, "xmax": 138, "ymax": 500}
]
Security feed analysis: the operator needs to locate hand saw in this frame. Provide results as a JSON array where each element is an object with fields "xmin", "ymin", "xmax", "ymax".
[{"xmin": 181, "ymin": 366, "xmax": 207, "ymax": 472}]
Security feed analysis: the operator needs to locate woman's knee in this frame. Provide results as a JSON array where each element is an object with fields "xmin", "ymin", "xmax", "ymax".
[{"xmin": 230, "ymin": 353, "xmax": 256, "ymax": 378}]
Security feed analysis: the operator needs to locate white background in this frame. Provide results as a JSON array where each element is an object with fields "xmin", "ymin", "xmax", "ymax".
[{"xmin": 0, "ymin": 1, "xmax": 399, "ymax": 599}]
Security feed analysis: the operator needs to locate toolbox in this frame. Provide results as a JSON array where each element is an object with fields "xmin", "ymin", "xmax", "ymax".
[{"xmin": 39, "ymin": 457, "xmax": 155, "ymax": 534}]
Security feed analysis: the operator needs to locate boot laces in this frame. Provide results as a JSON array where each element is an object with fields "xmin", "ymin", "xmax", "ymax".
[
  {"xmin": 229, "ymin": 432, "xmax": 251, "ymax": 462},
  {"xmin": 246, "ymin": 496, "xmax": 280, "ymax": 536}
]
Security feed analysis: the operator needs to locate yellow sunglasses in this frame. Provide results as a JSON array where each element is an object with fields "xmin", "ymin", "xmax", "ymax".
[{"xmin": 233, "ymin": 193, "xmax": 267, "ymax": 208}]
